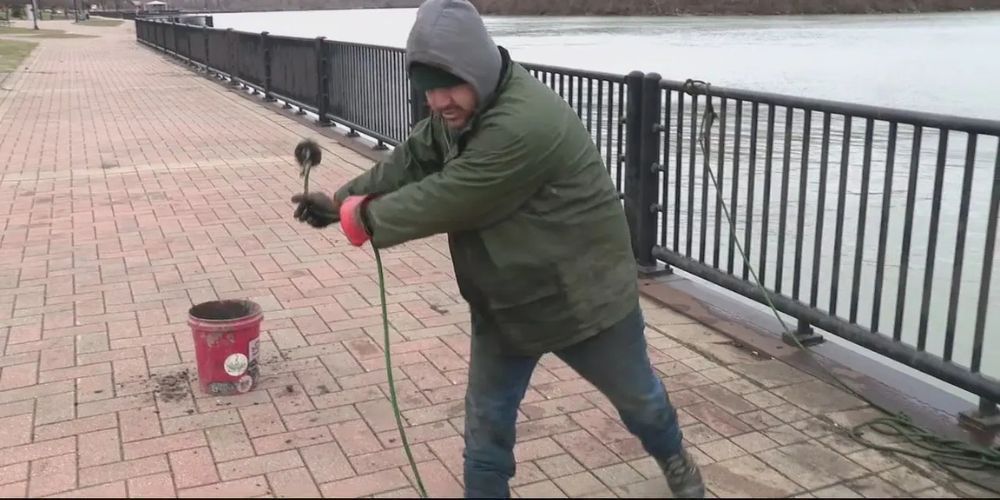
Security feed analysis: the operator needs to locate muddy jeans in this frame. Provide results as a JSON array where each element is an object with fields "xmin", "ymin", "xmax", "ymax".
[{"xmin": 463, "ymin": 306, "xmax": 684, "ymax": 498}]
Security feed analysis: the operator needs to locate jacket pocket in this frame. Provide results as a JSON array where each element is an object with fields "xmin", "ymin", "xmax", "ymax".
[
  {"xmin": 483, "ymin": 268, "xmax": 570, "ymax": 355},
  {"xmin": 485, "ymin": 265, "xmax": 563, "ymax": 310}
]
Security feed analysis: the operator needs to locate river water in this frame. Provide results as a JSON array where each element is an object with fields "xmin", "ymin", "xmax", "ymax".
[{"xmin": 212, "ymin": 9, "xmax": 1000, "ymax": 400}]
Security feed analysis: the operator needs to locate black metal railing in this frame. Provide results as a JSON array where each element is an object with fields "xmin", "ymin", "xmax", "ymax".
[{"xmin": 135, "ymin": 19, "xmax": 999, "ymax": 414}]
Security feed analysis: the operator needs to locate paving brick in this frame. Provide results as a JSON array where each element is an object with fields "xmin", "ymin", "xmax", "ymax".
[
  {"xmin": 552, "ymin": 430, "xmax": 619, "ymax": 469},
  {"xmin": 846, "ymin": 448, "xmax": 901, "ymax": 473},
  {"xmin": 0, "ymin": 462, "xmax": 28, "ymax": 486},
  {"xmin": 0, "ymin": 400, "xmax": 34, "ymax": 420},
  {"xmin": 161, "ymin": 409, "xmax": 241, "ymax": 435},
  {"xmin": 392, "ymin": 459, "xmax": 456, "ymax": 498},
  {"xmin": 300, "ymin": 441, "xmax": 355, "ymax": 483},
  {"xmin": 517, "ymin": 415, "xmax": 581, "ymax": 442},
  {"xmin": 698, "ymin": 438, "xmax": 748, "ymax": 461},
  {"xmin": 35, "ymin": 391, "xmax": 76, "ymax": 425},
  {"xmin": 757, "ymin": 441, "xmax": 868, "ymax": 490},
  {"xmin": 177, "ymin": 476, "xmax": 270, "ymax": 498},
  {"xmin": 35, "ymin": 413, "xmax": 118, "ymax": 441},
  {"xmin": 879, "ymin": 466, "xmax": 937, "ymax": 493},
  {"xmin": 763, "ymin": 424, "xmax": 810, "ymax": 446},
  {"xmin": 592, "ymin": 462, "xmax": 644, "ymax": 488},
  {"xmin": 238, "ymin": 403, "xmax": 287, "ymax": 437},
  {"xmin": 811, "ymin": 484, "xmax": 864, "ymax": 497},
  {"xmin": 0, "ymin": 413, "xmax": 33, "ymax": 448},
  {"xmin": 127, "ymin": 472, "xmax": 177, "ymax": 498},
  {"xmin": 78, "ymin": 393, "xmax": 156, "ymax": 418},
  {"xmin": 553, "ymin": 470, "xmax": 608, "ymax": 497},
  {"xmin": 739, "ymin": 410, "xmax": 784, "ymax": 430},
  {"xmin": 0, "ymin": 481, "xmax": 25, "ymax": 497},
  {"xmin": 845, "ymin": 475, "xmax": 905, "ymax": 497},
  {"xmin": 568, "ymin": 407, "xmax": 632, "ymax": 443},
  {"xmin": 268, "ymin": 384, "xmax": 316, "ymax": 415},
  {"xmin": 217, "ymin": 449, "xmax": 304, "ymax": 481},
  {"xmin": 362, "ymin": 398, "xmax": 415, "ymax": 432},
  {"xmin": 318, "ymin": 468, "xmax": 410, "ymax": 498},
  {"xmin": 169, "ymin": 447, "xmax": 219, "ymax": 488},
  {"xmin": 252, "ymin": 426, "xmax": 333, "ymax": 455},
  {"xmin": 350, "ymin": 442, "xmax": 436, "ymax": 475},
  {"xmin": 537, "ymin": 453, "xmax": 586, "ymax": 478},
  {"xmin": 515, "ymin": 479, "xmax": 567, "ymax": 498},
  {"xmin": 40, "ymin": 345, "xmax": 76, "ymax": 371},
  {"xmin": 79, "ymin": 455, "xmax": 170, "ymax": 487},
  {"xmin": 401, "ymin": 361, "xmax": 452, "ymax": 390},
  {"xmin": 326, "ymin": 419, "xmax": 382, "ymax": 458},
  {"xmin": 123, "ymin": 430, "xmax": 207, "ymax": 460},
  {"xmin": 730, "ymin": 431, "xmax": 781, "ymax": 453},
  {"xmin": 76, "ymin": 374, "xmax": 115, "ymax": 403},
  {"xmin": 28, "ymin": 453, "xmax": 77, "ymax": 497},
  {"xmin": 0, "ymin": 362, "xmax": 37, "ymax": 390},
  {"xmin": 204, "ymin": 423, "xmax": 255, "ymax": 463},
  {"xmin": 76, "ymin": 333, "xmax": 111, "ymax": 355},
  {"xmin": 684, "ymin": 402, "xmax": 753, "ymax": 437},
  {"xmin": 263, "ymin": 466, "xmax": 320, "ymax": 498},
  {"xmin": 78, "ymin": 428, "xmax": 122, "ymax": 467},
  {"xmin": 120, "ymin": 406, "xmax": 163, "ymax": 442},
  {"xmin": 49, "ymin": 481, "xmax": 128, "ymax": 498}
]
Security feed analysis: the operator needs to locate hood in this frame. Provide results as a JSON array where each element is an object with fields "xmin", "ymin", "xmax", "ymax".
[{"xmin": 405, "ymin": 0, "xmax": 503, "ymax": 107}]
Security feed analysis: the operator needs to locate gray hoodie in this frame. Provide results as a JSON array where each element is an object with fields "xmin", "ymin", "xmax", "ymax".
[{"xmin": 405, "ymin": 0, "xmax": 503, "ymax": 107}]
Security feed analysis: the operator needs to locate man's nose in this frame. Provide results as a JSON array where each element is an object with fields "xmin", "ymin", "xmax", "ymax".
[{"xmin": 426, "ymin": 89, "xmax": 452, "ymax": 109}]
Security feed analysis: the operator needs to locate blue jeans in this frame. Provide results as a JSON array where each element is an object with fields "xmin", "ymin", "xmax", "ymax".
[{"xmin": 463, "ymin": 306, "xmax": 683, "ymax": 498}]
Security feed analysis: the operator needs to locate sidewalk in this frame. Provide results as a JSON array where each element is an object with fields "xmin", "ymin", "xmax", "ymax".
[{"xmin": 0, "ymin": 20, "xmax": 989, "ymax": 498}]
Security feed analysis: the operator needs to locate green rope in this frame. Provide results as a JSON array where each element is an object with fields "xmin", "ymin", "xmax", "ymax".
[
  {"xmin": 295, "ymin": 138, "xmax": 427, "ymax": 497},
  {"xmin": 686, "ymin": 80, "xmax": 1000, "ymax": 493},
  {"xmin": 375, "ymin": 248, "xmax": 428, "ymax": 498}
]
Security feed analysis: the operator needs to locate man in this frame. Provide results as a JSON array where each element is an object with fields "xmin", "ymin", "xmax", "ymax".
[{"xmin": 291, "ymin": 0, "xmax": 704, "ymax": 497}]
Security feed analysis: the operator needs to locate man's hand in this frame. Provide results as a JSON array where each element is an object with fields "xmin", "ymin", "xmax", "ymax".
[{"xmin": 291, "ymin": 192, "xmax": 341, "ymax": 228}]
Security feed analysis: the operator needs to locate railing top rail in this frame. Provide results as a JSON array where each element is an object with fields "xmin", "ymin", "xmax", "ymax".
[
  {"xmin": 521, "ymin": 62, "xmax": 628, "ymax": 83},
  {"xmin": 138, "ymin": 18, "xmax": 998, "ymax": 135},
  {"xmin": 139, "ymin": 19, "xmax": 627, "ymax": 85},
  {"xmin": 324, "ymin": 39, "xmax": 406, "ymax": 53},
  {"xmin": 662, "ymin": 77, "xmax": 1000, "ymax": 136}
]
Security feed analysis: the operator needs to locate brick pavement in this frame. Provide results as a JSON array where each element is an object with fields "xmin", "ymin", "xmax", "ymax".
[{"xmin": 0, "ymin": 20, "xmax": 992, "ymax": 498}]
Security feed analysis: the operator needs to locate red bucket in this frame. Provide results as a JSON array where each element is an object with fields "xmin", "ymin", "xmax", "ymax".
[{"xmin": 188, "ymin": 299, "xmax": 263, "ymax": 396}]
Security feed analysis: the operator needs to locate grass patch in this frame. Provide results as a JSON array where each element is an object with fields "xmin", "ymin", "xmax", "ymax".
[
  {"xmin": 78, "ymin": 19, "xmax": 123, "ymax": 27},
  {"xmin": 0, "ymin": 39, "xmax": 36, "ymax": 73},
  {"xmin": 0, "ymin": 26, "xmax": 93, "ymax": 38}
]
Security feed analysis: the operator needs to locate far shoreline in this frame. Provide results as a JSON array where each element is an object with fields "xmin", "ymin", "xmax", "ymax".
[{"xmin": 466, "ymin": 0, "xmax": 1000, "ymax": 17}]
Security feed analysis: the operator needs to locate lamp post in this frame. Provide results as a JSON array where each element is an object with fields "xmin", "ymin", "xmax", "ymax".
[{"xmin": 31, "ymin": 0, "xmax": 39, "ymax": 29}]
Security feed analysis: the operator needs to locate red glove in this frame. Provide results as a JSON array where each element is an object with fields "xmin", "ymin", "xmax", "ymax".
[{"xmin": 339, "ymin": 195, "xmax": 375, "ymax": 247}]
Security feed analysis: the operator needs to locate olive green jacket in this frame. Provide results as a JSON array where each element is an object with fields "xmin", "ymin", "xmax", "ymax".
[{"xmin": 333, "ymin": 3, "xmax": 638, "ymax": 355}]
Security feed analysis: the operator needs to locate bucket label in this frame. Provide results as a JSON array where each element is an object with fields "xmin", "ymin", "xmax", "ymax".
[
  {"xmin": 224, "ymin": 353, "xmax": 249, "ymax": 376},
  {"xmin": 248, "ymin": 338, "xmax": 259, "ymax": 363}
]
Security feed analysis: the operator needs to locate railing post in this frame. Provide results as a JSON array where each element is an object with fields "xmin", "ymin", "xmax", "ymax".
[
  {"xmin": 315, "ymin": 36, "xmax": 331, "ymax": 126},
  {"xmin": 784, "ymin": 318, "xmax": 825, "ymax": 347},
  {"xmin": 227, "ymin": 28, "xmax": 239, "ymax": 87},
  {"xmin": 202, "ymin": 25, "xmax": 209, "ymax": 74},
  {"xmin": 186, "ymin": 26, "xmax": 193, "ymax": 66},
  {"xmin": 959, "ymin": 398, "xmax": 1000, "ymax": 433},
  {"xmin": 624, "ymin": 71, "xmax": 669, "ymax": 277},
  {"xmin": 261, "ymin": 31, "xmax": 274, "ymax": 101}
]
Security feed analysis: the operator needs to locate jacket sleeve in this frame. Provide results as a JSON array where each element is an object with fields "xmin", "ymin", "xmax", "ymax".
[
  {"xmin": 364, "ymin": 124, "xmax": 553, "ymax": 249},
  {"xmin": 333, "ymin": 118, "xmax": 445, "ymax": 202}
]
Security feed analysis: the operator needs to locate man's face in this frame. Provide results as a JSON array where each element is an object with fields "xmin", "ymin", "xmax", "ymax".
[{"xmin": 426, "ymin": 83, "xmax": 478, "ymax": 130}]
